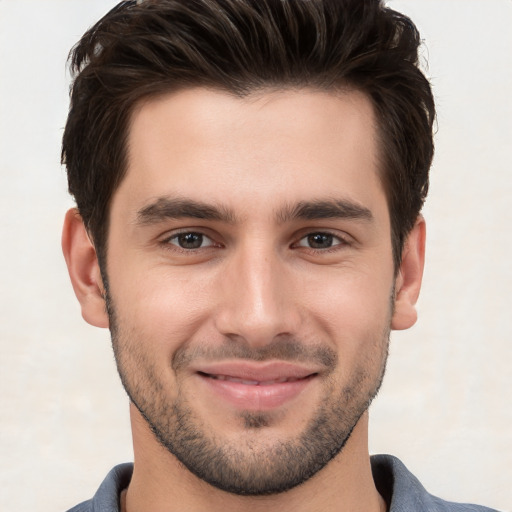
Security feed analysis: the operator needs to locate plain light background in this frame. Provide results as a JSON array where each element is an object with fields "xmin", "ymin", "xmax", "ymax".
[{"xmin": 0, "ymin": 1, "xmax": 511, "ymax": 511}]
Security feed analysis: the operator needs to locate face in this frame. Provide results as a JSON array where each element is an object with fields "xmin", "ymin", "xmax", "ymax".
[{"xmin": 95, "ymin": 88, "xmax": 410, "ymax": 494}]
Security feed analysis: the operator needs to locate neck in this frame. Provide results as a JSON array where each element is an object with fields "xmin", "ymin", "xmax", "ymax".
[{"xmin": 123, "ymin": 405, "xmax": 386, "ymax": 512}]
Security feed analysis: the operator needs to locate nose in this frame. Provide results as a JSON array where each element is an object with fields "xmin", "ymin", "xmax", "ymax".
[{"xmin": 214, "ymin": 243, "xmax": 302, "ymax": 347}]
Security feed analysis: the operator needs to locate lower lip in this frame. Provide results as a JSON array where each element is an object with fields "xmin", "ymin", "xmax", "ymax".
[{"xmin": 198, "ymin": 374, "xmax": 315, "ymax": 411}]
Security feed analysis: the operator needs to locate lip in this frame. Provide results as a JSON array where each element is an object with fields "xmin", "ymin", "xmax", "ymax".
[{"xmin": 194, "ymin": 361, "xmax": 319, "ymax": 411}]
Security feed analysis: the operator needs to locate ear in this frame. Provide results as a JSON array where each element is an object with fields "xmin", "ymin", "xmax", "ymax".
[
  {"xmin": 62, "ymin": 208, "xmax": 109, "ymax": 328},
  {"xmin": 391, "ymin": 216, "xmax": 426, "ymax": 331}
]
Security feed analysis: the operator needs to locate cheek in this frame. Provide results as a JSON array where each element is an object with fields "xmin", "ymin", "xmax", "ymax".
[
  {"xmin": 301, "ymin": 270, "xmax": 392, "ymax": 380},
  {"xmin": 304, "ymin": 266, "xmax": 394, "ymax": 332},
  {"xmin": 109, "ymin": 265, "xmax": 218, "ymax": 349}
]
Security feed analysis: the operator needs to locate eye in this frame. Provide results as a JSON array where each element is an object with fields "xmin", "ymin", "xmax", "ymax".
[
  {"xmin": 296, "ymin": 232, "xmax": 345, "ymax": 250},
  {"xmin": 167, "ymin": 232, "xmax": 215, "ymax": 250}
]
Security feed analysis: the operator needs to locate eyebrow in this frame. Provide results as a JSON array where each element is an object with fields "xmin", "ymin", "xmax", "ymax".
[
  {"xmin": 136, "ymin": 197, "xmax": 237, "ymax": 225},
  {"xmin": 276, "ymin": 199, "xmax": 373, "ymax": 224},
  {"xmin": 135, "ymin": 196, "xmax": 373, "ymax": 226}
]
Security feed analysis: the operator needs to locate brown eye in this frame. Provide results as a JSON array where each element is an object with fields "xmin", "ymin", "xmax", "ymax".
[
  {"xmin": 297, "ymin": 232, "xmax": 344, "ymax": 250},
  {"xmin": 168, "ymin": 232, "xmax": 213, "ymax": 249},
  {"xmin": 308, "ymin": 233, "xmax": 333, "ymax": 249}
]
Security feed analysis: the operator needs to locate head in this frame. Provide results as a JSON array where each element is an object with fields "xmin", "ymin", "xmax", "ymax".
[
  {"xmin": 62, "ymin": 0, "xmax": 434, "ymax": 271},
  {"xmin": 62, "ymin": 0, "xmax": 433, "ymax": 498}
]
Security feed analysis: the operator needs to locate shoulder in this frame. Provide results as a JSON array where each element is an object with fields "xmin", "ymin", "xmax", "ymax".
[
  {"xmin": 65, "ymin": 463, "xmax": 134, "ymax": 512},
  {"xmin": 371, "ymin": 455, "xmax": 501, "ymax": 512},
  {"xmin": 66, "ymin": 501, "xmax": 92, "ymax": 512}
]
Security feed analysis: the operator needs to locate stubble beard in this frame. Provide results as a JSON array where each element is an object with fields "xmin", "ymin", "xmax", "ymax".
[{"xmin": 106, "ymin": 292, "xmax": 390, "ymax": 496}]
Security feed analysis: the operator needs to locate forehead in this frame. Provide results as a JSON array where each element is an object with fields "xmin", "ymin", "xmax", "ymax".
[{"xmin": 114, "ymin": 87, "xmax": 385, "ymax": 222}]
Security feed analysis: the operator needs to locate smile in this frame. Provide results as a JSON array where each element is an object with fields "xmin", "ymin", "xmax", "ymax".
[
  {"xmin": 194, "ymin": 363, "xmax": 319, "ymax": 411},
  {"xmin": 200, "ymin": 373, "xmax": 311, "ymax": 386}
]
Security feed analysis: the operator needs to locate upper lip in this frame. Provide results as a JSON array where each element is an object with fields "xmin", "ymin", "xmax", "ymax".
[{"xmin": 193, "ymin": 361, "xmax": 320, "ymax": 382}]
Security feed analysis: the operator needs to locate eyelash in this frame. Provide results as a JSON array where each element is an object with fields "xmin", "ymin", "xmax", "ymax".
[
  {"xmin": 293, "ymin": 231, "xmax": 350, "ymax": 253},
  {"xmin": 162, "ymin": 230, "xmax": 219, "ymax": 252},
  {"xmin": 160, "ymin": 229, "xmax": 350, "ymax": 254}
]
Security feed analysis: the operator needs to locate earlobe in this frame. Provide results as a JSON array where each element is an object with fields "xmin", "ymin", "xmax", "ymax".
[
  {"xmin": 391, "ymin": 216, "xmax": 426, "ymax": 331},
  {"xmin": 62, "ymin": 208, "xmax": 109, "ymax": 328}
]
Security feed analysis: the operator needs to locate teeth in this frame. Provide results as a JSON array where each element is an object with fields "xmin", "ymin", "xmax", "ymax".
[
  {"xmin": 230, "ymin": 377, "xmax": 260, "ymax": 385},
  {"xmin": 208, "ymin": 374, "xmax": 302, "ymax": 385}
]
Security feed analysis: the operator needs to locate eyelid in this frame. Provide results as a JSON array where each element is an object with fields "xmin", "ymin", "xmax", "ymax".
[
  {"xmin": 296, "ymin": 233, "xmax": 346, "ymax": 248},
  {"xmin": 293, "ymin": 229, "xmax": 352, "ymax": 248},
  {"xmin": 167, "ymin": 232, "xmax": 214, "ymax": 247},
  {"xmin": 159, "ymin": 227, "xmax": 222, "ymax": 251}
]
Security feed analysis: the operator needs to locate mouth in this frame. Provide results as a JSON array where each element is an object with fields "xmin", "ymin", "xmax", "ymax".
[
  {"xmin": 194, "ymin": 362, "xmax": 319, "ymax": 411},
  {"xmin": 198, "ymin": 372, "xmax": 315, "ymax": 386}
]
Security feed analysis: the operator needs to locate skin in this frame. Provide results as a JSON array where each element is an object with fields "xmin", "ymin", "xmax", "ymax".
[{"xmin": 63, "ymin": 88, "xmax": 425, "ymax": 512}]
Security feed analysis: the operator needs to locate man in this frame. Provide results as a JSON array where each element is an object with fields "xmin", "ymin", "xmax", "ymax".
[{"xmin": 60, "ymin": 1, "xmax": 499, "ymax": 511}]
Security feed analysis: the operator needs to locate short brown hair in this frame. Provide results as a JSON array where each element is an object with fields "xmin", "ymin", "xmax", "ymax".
[{"xmin": 62, "ymin": 0, "xmax": 435, "ymax": 269}]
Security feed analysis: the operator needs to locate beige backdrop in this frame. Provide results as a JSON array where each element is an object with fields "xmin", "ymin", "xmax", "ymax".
[{"xmin": 0, "ymin": 1, "xmax": 510, "ymax": 511}]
